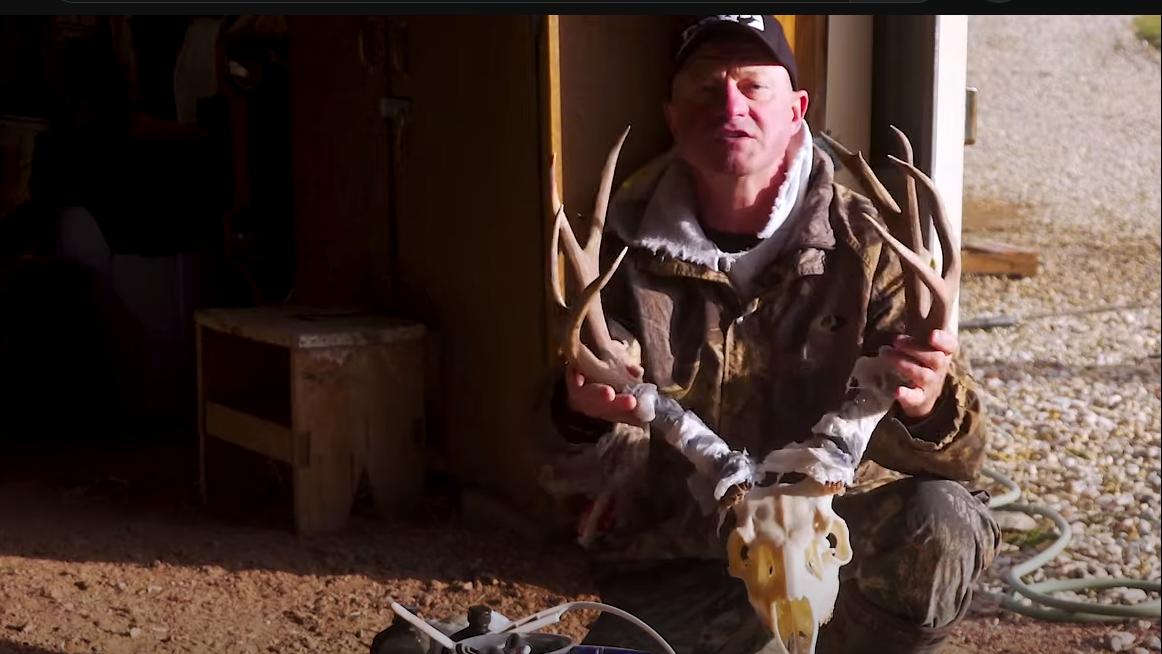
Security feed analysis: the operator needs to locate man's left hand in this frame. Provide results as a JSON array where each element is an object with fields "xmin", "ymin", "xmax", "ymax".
[{"xmin": 885, "ymin": 329, "xmax": 957, "ymax": 419}]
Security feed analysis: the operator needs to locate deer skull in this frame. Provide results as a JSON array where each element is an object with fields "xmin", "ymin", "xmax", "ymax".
[{"xmin": 727, "ymin": 478, "xmax": 852, "ymax": 653}]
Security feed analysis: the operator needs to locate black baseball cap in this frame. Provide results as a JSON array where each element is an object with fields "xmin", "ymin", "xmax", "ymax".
[{"xmin": 672, "ymin": 15, "xmax": 800, "ymax": 90}]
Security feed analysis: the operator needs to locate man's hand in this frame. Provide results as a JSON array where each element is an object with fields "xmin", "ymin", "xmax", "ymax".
[
  {"xmin": 564, "ymin": 363, "xmax": 648, "ymax": 428},
  {"xmin": 884, "ymin": 329, "xmax": 956, "ymax": 419}
]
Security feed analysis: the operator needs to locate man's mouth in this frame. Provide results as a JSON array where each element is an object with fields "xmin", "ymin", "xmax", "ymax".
[{"xmin": 717, "ymin": 129, "xmax": 753, "ymax": 140}]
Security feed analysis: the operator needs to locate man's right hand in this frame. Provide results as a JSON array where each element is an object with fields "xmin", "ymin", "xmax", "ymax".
[{"xmin": 564, "ymin": 364, "xmax": 648, "ymax": 428}]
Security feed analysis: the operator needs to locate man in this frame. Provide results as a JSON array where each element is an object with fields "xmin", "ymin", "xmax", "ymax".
[{"xmin": 542, "ymin": 15, "xmax": 1000, "ymax": 654}]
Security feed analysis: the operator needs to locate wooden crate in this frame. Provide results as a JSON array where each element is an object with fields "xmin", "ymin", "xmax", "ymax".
[
  {"xmin": 195, "ymin": 306, "xmax": 427, "ymax": 533},
  {"xmin": 962, "ymin": 239, "xmax": 1039, "ymax": 278}
]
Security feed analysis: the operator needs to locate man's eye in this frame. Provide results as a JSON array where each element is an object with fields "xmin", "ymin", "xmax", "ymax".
[{"xmin": 743, "ymin": 83, "xmax": 773, "ymax": 99}]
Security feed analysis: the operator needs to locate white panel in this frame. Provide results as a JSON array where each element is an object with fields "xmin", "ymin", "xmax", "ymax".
[
  {"xmin": 823, "ymin": 15, "xmax": 874, "ymax": 191},
  {"xmin": 929, "ymin": 15, "xmax": 969, "ymax": 334}
]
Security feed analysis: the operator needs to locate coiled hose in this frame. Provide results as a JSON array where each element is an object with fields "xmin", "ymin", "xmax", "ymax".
[{"xmin": 981, "ymin": 467, "xmax": 1162, "ymax": 622}]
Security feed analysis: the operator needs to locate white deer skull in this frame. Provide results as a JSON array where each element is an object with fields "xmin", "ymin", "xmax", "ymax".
[
  {"xmin": 546, "ymin": 125, "xmax": 959, "ymax": 653},
  {"xmin": 727, "ymin": 478, "xmax": 852, "ymax": 653}
]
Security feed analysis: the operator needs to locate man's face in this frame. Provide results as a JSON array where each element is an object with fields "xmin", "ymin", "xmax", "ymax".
[{"xmin": 666, "ymin": 36, "xmax": 809, "ymax": 179}]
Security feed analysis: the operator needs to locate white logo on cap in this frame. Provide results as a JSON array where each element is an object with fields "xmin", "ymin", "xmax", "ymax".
[
  {"xmin": 681, "ymin": 15, "xmax": 766, "ymax": 45},
  {"xmin": 714, "ymin": 15, "xmax": 765, "ymax": 31}
]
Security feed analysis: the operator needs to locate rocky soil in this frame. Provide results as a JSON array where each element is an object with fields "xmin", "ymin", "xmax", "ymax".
[{"xmin": 1, "ymin": 13, "xmax": 1160, "ymax": 654}]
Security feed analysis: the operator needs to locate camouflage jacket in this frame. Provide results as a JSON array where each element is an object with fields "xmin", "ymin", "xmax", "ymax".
[{"xmin": 540, "ymin": 129, "xmax": 988, "ymax": 562}]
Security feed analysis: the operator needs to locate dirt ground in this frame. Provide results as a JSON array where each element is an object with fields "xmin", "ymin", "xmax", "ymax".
[{"xmin": 0, "ymin": 439, "xmax": 1158, "ymax": 654}]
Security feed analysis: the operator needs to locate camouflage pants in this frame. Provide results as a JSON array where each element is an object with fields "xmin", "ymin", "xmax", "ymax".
[{"xmin": 581, "ymin": 478, "xmax": 1001, "ymax": 654}]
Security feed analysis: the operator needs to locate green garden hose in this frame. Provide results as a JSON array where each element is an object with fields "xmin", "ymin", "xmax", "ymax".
[{"xmin": 981, "ymin": 467, "xmax": 1161, "ymax": 622}]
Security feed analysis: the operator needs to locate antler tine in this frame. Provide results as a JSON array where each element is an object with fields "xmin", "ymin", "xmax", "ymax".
[
  {"xmin": 857, "ymin": 212, "xmax": 952, "ymax": 334},
  {"xmin": 575, "ymin": 125, "xmax": 631, "ymax": 353},
  {"xmin": 888, "ymin": 154, "xmax": 961, "ymax": 285},
  {"xmin": 886, "ymin": 155, "xmax": 961, "ymax": 332},
  {"xmin": 563, "ymin": 245, "xmax": 635, "ymax": 390},
  {"xmin": 818, "ymin": 131, "xmax": 902, "ymax": 218},
  {"xmin": 889, "ymin": 126, "xmax": 930, "ymax": 325},
  {"xmin": 548, "ymin": 153, "xmax": 567, "ymax": 309},
  {"xmin": 822, "ymin": 128, "xmax": 960, "ymax": 334},
  {"xmin": 889, "ymin": 126, "xmax": 924, "ymax": 254},
  {"xmin": 548, "ymin": 126, "xmax": 642, "ymax": 392},
  {"xmin": 550, "ymin": 153, "xmax": 615, "ymax": 351},
  {"xmin": 585, "ymin": 124, "xmax": 632, "ymax": 259}
]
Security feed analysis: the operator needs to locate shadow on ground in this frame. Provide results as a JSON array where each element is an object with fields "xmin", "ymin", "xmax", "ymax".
[
  {"xmin": 0, "ymin": 434, "xmax": 596, "ymax": 601},
  {"xmin": 0, "ymin": 641, "xmax": 59, "ymax": 654}
]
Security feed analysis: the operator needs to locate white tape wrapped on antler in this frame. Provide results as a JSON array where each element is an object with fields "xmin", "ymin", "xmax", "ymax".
[
  {"xmin": 642, "ymin": 388, "xmax": 759, "ymax": 516},
  {"xmin": 761, "ymin": 346, "xmax": 899, "ymax": 486},
  {"xmin": 629, "ymin": 343, "xmax": 900, "ymax": 503}
]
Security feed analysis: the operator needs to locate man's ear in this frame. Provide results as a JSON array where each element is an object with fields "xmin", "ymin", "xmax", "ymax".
[{"xmin": 792, "ymin": 90, "xmax": 810, "ymax": 125}]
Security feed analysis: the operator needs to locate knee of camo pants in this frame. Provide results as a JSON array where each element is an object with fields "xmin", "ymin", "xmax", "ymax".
[{"xmin": 842, "ymin": 478, "xmax": 1002, "ymax": 629}]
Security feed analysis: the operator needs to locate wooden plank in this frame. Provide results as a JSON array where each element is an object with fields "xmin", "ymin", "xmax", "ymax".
[
  {"xmin": 798, "ymin": 16, "xmax": 830, "ymax": 130},
  {"xmin": 194, "ymin": 306, "xmax": 426, "ymax": 350},
  {"xmin": 288, "ymin": 16, "xmax": 393, "ymax": 307},
  {"xmin": 290, "ymin": 347, "xmax": 357, "ymax": 534},
  {"xmin": 775, "ymin": 15, "xmax": 797, "ymax": 49},
  {"xmin": 390, "ymin": 16, "xmax": 556, "ymax": 511},
  {"xmin": 205, "ymin": 401, "xmax": 295, "ymax": 465},
  {"xmin": 962, "ymin": 239, "xmax": 1039, "ymax": 277},
  {"xmin": 549, "ymin": 15, "xmax": 686, "ymax": 362},
  {"xmin": 357, "ymin": 342, "xmax": 427, "ymax": 520},
  {"xmin": 776, "ymin": 15, "xmax": 829, "ymax": 129},
  {"xmin": 286, "ymin": 339, "xmax": 426, "ymax": 533},
  {"xmin": 540, "ymin": 15, "xmax": 565, "ymax": 365}
]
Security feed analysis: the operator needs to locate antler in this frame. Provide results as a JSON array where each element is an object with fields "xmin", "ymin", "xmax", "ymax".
[
  {"xmin": 819, "ymin": 127, "xmax": 961, "ymax": 335},
  {"xmin": 548, "ymin": 125, "xmax": 645, "ymax": 396},
  {"xmin": 731, "ymin": 127, "xmax": 964, "ymax": 650}
]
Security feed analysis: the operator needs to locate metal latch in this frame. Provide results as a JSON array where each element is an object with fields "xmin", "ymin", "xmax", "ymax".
[{"xmin": 965, "ymin": 87, "xmax": 979, "ymax": 146}]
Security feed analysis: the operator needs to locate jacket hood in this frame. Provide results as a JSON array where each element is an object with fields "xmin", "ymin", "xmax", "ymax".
[{"xmin": 606, "ymin": 122, "xmax": 826, "ymax": 295}]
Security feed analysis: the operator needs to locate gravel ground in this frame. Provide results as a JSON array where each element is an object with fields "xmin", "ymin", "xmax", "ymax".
[
  {"xmin": 1, "ymin": 13, "xmax": 1160, "ymax": 654},
  {"xmin": 953, "ymin": 13, "xmax": 1162, "ymax": 651}
]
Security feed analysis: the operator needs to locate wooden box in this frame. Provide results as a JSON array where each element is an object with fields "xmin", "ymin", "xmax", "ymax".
[{"xmin": 195, "ymin": 305, "xmax": 427, "ymax": 533}]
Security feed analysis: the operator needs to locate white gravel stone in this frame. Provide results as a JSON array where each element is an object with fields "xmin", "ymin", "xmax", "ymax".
[
  {"xmin": 959, "ymin": 16, "xmax": 1162, "ymax": 617},
  {"xmin": 1108, "ymin": 631, "xmax": 1137, "ymax": 652}
]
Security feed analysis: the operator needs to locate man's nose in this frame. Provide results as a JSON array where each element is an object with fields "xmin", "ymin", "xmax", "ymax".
[{"xmin": 719, "ymin": 80, "xmax": 749, "ymax": 118}]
